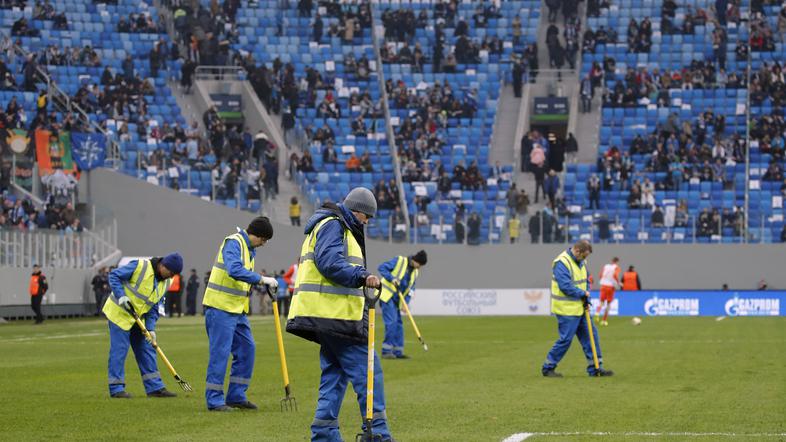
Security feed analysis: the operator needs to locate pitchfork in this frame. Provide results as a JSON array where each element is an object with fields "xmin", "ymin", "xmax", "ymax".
[
  {"xmin": 357, "ymin": 286, "xmax": 384, "ymax": 442},
  {"xmin": 126, "ymin": 305, "xmax": 194, "ymax": 392},
  {"xmin": 265, "ymin": 285, "xmax": 297, "ymax": 411}
]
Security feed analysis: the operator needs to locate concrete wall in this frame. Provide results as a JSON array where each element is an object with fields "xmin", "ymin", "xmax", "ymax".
[
  {"xmin": 0, "ymin": 267, "xmax": 94, "ymax": 313},
  {"xmin": 84, "ymin": 168, "xmax": 786, "ymax": 290}
]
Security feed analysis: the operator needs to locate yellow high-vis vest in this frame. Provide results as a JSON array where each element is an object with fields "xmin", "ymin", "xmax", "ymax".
[
  {"xmin": 103, "ymin": 259, "xmax": 170, "ymax": 330},
  {"xmin": 287, "ymin": 216, "xmax": 367, "ymax": 343},
  {"xmin": 202, "ymin": 232, "xmax": 255, "ymax": 314},
  {"xmin": 550, "ymin": 250, "xmax": 588, "ymax": 316},
  {"xmin": 380, "ymin": 256, "xmax": 418, "ymax": 303}
]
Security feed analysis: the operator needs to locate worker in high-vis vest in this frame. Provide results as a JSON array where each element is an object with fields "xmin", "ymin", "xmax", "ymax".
[
  {"xmin": 203, "ymin": 216, "xmax": 277, "ymax": 412},
  {"xmin": 104, "ymin": 253, "xmax": 183, "ymax": 398},
  {"xmin": 542, "ymin": 240, "xmax": 614, "ymax": 377},
  {"xmin": 286, "ymin": 187, "xmax": 393, "ymax": 442},
  {"xmin": 378, "ymin": 250, "xmax": 427, "ymax": 359},
  {"xmin": 622, "ymin": 265, "xmax": 641, "ymax": 290}
]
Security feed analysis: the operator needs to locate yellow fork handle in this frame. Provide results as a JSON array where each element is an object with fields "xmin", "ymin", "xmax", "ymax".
[
  {"xmin": 584, "ymin": 306, "xmax": 600, "ymax": 371},
  {"xmin": 365, "ymin": 306, "xmax": 376, "ymax": 421},
  {"xmin": 271, "ymin": 300, "xmax": 292, "ymax": 389}
]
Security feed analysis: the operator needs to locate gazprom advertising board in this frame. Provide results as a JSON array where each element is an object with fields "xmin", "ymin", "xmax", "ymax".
[{"xmin": 409, "ymin": 290, "xmax": 785, "ymax": 316}]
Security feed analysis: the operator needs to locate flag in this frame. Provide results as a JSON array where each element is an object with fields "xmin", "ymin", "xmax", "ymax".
[
  {"xmin": 35, "ymin": 129, "xmax": 77, "ymax": 176},
  {"xmin": 70, "ymin": 132, "xmax": 107, "ymax": 171}
]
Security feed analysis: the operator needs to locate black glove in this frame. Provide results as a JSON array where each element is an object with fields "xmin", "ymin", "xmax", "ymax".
[{"xmin": 582, "ymin": 294, "xmax": 591, "ymax": 308}]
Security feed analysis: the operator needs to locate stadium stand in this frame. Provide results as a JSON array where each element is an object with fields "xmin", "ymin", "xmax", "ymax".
[{"xmin": 563, "ymin": 0, "xmax": 752, "ymax": 243}]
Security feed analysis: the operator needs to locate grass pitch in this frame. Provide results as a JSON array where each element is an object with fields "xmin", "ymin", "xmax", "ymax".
[{"xmin": 1, "ymin": 315, "xmax": 784, "ymax": 441}]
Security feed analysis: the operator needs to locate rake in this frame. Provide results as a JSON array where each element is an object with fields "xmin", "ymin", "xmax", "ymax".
[
  {"xmin": 398, "ymin": 292, "xmax": 428, "ymax": 351},
  {"xmin": 584, "ymin": 303, "xmax": 600, "ymax": 376},
  {"xmin": 126, "ymin": 305, "xmax": 193, "ymax": 392},
  {"xmin": 357, "ymin": 286, "xmax": 384, "ymax": 442},
  {"xmin": 265, "ymin": 286, "xmax": 297, "ymax": 412}
]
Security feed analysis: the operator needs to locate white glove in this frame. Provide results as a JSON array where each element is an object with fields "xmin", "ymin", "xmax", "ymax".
[
  {"xmin": 118, "ymin": 296, "xmax": 131, "ymax": 310},
  {"xmin": 261, "ymin": 276, "xmax": 278, "ymax": 290},
  {"xmin": 145, "ymin": 330, "xmax": 157, "ymax": 344}
]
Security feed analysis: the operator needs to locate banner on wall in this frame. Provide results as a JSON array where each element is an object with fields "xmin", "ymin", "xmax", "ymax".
[
  {"xmin": 604, "ymin": 291, "xmax": 785, "ymax": 317},
  {"xmin": 408, "ymin": 289, "xmax": 551, "ymax": 316},
  {"xmin": 409, "ymin": 290, "xmax": 785, "ymax": 316}
]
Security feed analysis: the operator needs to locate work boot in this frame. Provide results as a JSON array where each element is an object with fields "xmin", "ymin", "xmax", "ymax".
[
  {"xmin": 208, "ymin": 405, "xmax": 235, "ymax": 412},
  {"xmin": 589, "ymin": 368, "xmax": 615, "ymax": 377},
  {"xmin": 381, "ymin": 353, "xmax": 397, "ymax": 359},
  {"xmin": 542, "ymin": 369, "xmax": 563, "ymax": 378},
  {"xmin": 147, "ymin": 388, "xmax": 177, "ymax": 398},
  {"xmin": 110, "ymin": 391, "xmax": 132, "ymax": 399},
  {"xmin": 395, "ymin": 354, "xmax": 411, "ymax": 359},
  {"xmin": 227, "ymin": 400, "xmax": 258, "ymax": 410}
]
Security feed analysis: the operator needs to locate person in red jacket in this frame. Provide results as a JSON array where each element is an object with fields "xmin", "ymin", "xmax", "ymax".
[{"xmin": 29, "ymin": 264, "xmax": 48, "ymax": 324}]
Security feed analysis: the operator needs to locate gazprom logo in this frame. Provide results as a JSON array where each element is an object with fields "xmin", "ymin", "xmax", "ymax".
[
  {"xmin": 724, "ymin": 296, "xmax": 780, "ymax": 316},
  {"xmin": 644, "ymin": 295, "xmax": 699, "ymax": 316}
]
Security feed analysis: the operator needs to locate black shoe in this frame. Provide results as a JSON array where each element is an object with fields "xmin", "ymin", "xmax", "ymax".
[
  {"xmin": 595, "ymin": 368, "xmax": 614, "ymax": 377},
  {"xmin": 227, "ymin": 400, "xmax": 258, "ymax": 410},
  {"xmin": 208, "ymin": 405, "xmax": 235, "ymax": 412},
  {"xmin": 542, "ymin": 369, "xmax": 563, "ymax": 378},
  {"xmin": 111, "ymin": 391, "xmax": 132, "ymax": 399},
  {"xmin": 395, "ymin": 354, "xmax": 411, "ymax": 359},
  {"xmin": 147, "ymin": 388, "xmax": 177, "ymax": 398}
]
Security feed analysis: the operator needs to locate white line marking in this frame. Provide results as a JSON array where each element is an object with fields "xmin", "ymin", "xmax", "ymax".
[
  {"xmin": 502, "ymin": 433, "xmax": 533, "ymax": 442},
  {"xmin": 0, "ymin": 331, "xmax": 104, "ymax": 342},
  {"xmin": 503, "ymin": 432, "xmax": 786, "ymax": 440}
]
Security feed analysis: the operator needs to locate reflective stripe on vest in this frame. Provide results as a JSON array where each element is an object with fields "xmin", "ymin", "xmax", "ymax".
[
  {"xmin": 202, "ymin": 232, "xmax": 254, "ymax": 314},
  {"xmin": 288, "ymin": 217, "xmax": 365, "ymax": 322},
  {"xmin": 380, "ymin": 256, "xmax": 418, "ymax": 303},
  {"xmin": 549, "ymin": 251, "xmax": 588, "ymax": 316},
  {"xmin": 102, "ymin": 259, "xmax": 169, "ymax": 330}
]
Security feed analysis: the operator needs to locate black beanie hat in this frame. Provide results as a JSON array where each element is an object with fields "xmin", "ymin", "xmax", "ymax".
[
  {"xmin": 411, "ymin": 250, "xmax": 428, "ymax": 265},
  {"xmin": 247, "ymin": 216, "xmax": 273, "ymax": 240}
]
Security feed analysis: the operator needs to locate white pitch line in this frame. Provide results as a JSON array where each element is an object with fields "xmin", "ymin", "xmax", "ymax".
[
  {"xmin": 503, "ymin": 431, "xmax": 786, "ymax": 440},
  {"xmin": 0, "ymin": 331, "xmax": 104, "ymax": 342}
]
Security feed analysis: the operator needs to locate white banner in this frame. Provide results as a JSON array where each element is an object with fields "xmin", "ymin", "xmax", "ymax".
[{"xmin": 408, "ymin": 289, "xmax": 551, "ymax": 316}]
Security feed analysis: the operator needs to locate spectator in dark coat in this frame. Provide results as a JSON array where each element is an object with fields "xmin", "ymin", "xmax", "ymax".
[
  {"xmin": 91, "ymin": 267, "xmax": 110, "ymax": 316},
  {"xmin": 528, "ymin": 210, "xmax": 541, "ymax": 243},
  {"xmin": 467, "ymin": 212, "xmax": 481, "ymax": 245},
  {"xmin": 186, "ymin": 268, "xmax": 199, "ymax": 316},
  {"xmin": 544, "ymin": 169, "xmax": 560, "ymax": 205}
]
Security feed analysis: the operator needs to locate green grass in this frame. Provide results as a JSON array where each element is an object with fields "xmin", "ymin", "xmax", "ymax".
[{"xmin": 1, "ymin": 315, "xmax": 785, "ymax": 441}]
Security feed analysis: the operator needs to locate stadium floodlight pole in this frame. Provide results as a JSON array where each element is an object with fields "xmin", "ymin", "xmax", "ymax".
[
  {"xmin": 369, "ymin": 0, "xmax": 410, "ymax": 243},
  {"xmin": 744, "ymin": 19, "xmax": 752, "ymax": 244}
]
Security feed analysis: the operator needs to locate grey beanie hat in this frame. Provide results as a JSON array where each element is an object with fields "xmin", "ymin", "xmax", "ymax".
[{"xmin": 343, "ymin": 187, "xmax": 377, "ymax": 218}]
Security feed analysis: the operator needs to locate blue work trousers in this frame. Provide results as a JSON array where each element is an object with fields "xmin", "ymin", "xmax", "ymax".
[
  {"xmin": 204, "ymin": 307, "xmax": 255, "ymax": 409},
  {"xmin": 542, "ymin": 313, "xmax": 604, "ymax": 375},
  {"xmin": 107, "ymin": 320, "xmax": 164, "ymax": 395},
  {"xmin": 311, "ymin": 332, "xmax": 391, "ymax": 442},
  {"xmin": 380, "ymin": 298, "xmax": 404, "ymax": 357}
]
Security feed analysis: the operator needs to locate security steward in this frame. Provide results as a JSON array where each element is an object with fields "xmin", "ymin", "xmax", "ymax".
[
  {"xmin": 622, "ymin": 265, "xmax": 641, "ymax": 290},
  {"xmin": 203, "ymin": 216, "xmax": 278, "ymax": 411},
  {"xmin": 104, "ymin": 253, "xmax": 183, "ymax": 398},
  {"xmin": 29, "ymin": 264, "xmax": 48, "ymax": 324},
  {"xmin": 287, "ymin": 187, "xmax": 394, "ymax": 442},
  {"xmin": 378, "ymin": 250, "xmax": 427, "ymax": 359},
  {"xmin": 542, "ymin": 240, "xmax": 614, "ymax": 377}
]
